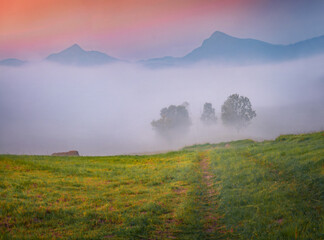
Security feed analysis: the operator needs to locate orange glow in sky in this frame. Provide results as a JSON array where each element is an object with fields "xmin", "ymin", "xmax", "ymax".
[
  {"xmin": 0, "ymin": 0, "xmax": 247, "ymax": 59},
  {"xmin": 1, "ymin": 0, "xmax": 323, "ymax": 60}
]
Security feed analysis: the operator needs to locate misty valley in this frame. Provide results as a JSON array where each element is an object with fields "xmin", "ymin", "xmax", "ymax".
[
  {"xmin": 1, "ymin": 54, "xmax": 324, "ymax": 155},
  {"xmin": 1, "ymin": 8, "xmax": 324, "ymax": 237}
]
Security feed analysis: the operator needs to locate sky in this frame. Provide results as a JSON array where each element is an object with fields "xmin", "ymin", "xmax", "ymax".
[{"xmin": 0, "ymin": 0, "xmax": 324, "ymax": 60}]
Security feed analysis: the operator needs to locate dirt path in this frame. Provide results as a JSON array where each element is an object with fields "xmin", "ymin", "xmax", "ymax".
[{"xmin": 199, "ymin": 152, "xmax": 223, "ymax": 237}]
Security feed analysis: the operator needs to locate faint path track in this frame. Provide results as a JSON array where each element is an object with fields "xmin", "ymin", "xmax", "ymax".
[{"xmin": 199, "ymin": 152, "xmax": 225, "ymax": 239}]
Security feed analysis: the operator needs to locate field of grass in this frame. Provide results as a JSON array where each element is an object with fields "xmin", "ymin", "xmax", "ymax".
[{"xmin": 1, "ymin": 131, "xmax": 323, "ymax": 239}]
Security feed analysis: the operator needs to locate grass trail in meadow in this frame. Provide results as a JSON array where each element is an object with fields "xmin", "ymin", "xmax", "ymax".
[
  {"xmin": 175, "ymin": 151, "xmax": 227, "ymax": 239},
  {"xmin": 199, "ymin": 152, "xmax": 227, "ymax": 239},
  {"xmin": 0, "ymin": 131, "xmax": 323, "ymax": 239}
]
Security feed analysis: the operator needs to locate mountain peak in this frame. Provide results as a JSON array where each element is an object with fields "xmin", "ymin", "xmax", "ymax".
[
  {"xmin": 65, "ymin": 44, "xmax": 84, "ymax": 52},
  {"xmin": 143, "ymin": 31, "xmax": 324, "ymax": 68},
  {"xmin": 201, "ymin": 31, "xmax": 237, "ymax": 47},
  {"xmin": 46, "ymin": 44, "xmax": 119, "ymax": 66},
  {"xmin": 209, "ymin": 31, "xmax": 231, "ymax": 39}
]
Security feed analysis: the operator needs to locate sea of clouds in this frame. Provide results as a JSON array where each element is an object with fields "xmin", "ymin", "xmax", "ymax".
[{"xmin": 0, "ymin": 55, "xmax": 323, "ymax": 155}]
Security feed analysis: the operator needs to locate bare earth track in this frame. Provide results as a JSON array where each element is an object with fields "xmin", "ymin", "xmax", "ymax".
[{"xmin": 199, "ymin": 152, "xmax": 227, "ymax": 239}]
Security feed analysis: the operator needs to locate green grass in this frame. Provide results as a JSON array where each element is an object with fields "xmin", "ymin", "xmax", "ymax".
[{"xmin": 1, "ymin": 131, "xmax": 323, "ymax": 239}]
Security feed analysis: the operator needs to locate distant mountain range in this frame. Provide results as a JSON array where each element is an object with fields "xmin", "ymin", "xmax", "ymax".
[
  {"xmin": 1, "ymin": 31, "xmax": 324, "ymax": 68},
  {"xmin": 0, "ymin": 58, "xmax": 26, "ymax": 67},
  {"xmin": 46, "ymin": 44, "xmax": 119, "ymax": 66},
  {"xmin": 142, "ymin": 31, "xmax": 324, "ymax": 68}
]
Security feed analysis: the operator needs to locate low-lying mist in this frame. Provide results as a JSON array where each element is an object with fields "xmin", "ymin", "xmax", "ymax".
[{"xmin": 1, "ymin": 56, "xmax": 323, "ymax": 155}]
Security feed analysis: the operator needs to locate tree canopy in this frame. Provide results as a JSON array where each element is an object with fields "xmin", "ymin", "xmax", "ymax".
[
  {"xmin": 151, "ymin": 103, "xmax": 191, "ymax": 138},
  {"xmin": 201, "ymin": 102, "xmax": 217, "ymax": 125},
  {"xmin": 221, "ymin": 94, "xmax": 256, "ymax": 131}
]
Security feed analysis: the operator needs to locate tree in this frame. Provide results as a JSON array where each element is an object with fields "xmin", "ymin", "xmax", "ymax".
[
  {"xmin": 201, "ymin": 102, "xmax": 217, "ymax": 125},
  {"xmin": 221, "ymin": 94, "xmax": 256, "ymax": 131},
  {"xmin": 151, "ymin": 103, "xmax": 191, "ymax": 138}
]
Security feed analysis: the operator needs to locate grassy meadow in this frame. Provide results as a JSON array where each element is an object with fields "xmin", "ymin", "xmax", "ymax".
[{"xmin": 0, "ymin": 131, "xmax": 323, "ymax": 239}]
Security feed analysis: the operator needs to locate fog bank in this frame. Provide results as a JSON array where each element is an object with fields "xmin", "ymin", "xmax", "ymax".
[{"xmin": 0, "ymin": 56, "xmax": 323, "ymax": 155}]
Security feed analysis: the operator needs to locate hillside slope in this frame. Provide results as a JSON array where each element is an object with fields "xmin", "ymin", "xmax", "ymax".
[{"xmin": 0, "ymin": 131, "xmax": 323, "ymax": 239}]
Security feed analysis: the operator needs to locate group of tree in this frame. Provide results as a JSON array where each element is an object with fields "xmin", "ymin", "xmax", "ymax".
[
  {"xmin": 151, "ymin": 102, "xmax": 191, "ymax": 139},
  {"xmin": 151, "ymin": 94, "xmax": 256, "ymax": 138}
]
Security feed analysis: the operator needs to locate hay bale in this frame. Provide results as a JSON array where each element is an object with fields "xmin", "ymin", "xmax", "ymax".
[{"xmin": 51, "ymin": 150, "xmax": 79, "ymax": 156}]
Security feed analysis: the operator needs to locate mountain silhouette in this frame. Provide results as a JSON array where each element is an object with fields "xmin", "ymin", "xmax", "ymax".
[
  {"xmin": 46, "ymin": 44, "xmax": 119, "ymax": 66},
  {"xmin": 142, "ymin": 31, "xmax": 324, "ymax": 68},
  {"xmin": 0, "ymin": 58, "xmax": 26, "ymax": 67},
  {"xmin": 2, "ymin": 33, "xmax": 324, "ymax": 68}
]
